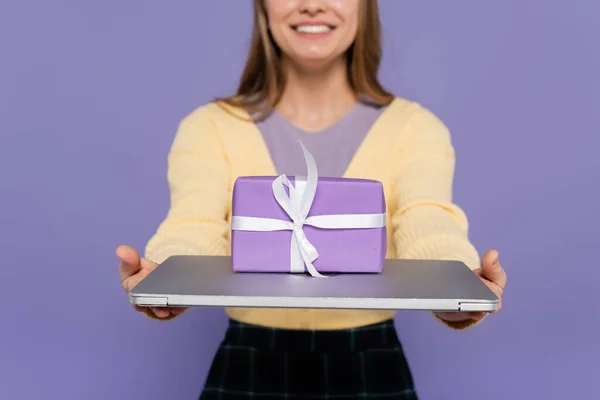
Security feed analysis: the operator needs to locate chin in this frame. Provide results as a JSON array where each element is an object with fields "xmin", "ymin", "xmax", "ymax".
[{"xmin": 288, "ymin": 52, "xmax": 345, "ymax": 70}]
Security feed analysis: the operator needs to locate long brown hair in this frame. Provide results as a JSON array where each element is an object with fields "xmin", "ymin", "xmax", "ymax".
[{"xmin": 217, "ymin": 0, "xmax": 393, "ymax": 119}]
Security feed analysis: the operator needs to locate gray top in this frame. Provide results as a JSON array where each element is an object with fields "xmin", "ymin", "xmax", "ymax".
[{"xmin": 255, "ymin": 101, "xmax": 388, "ymax": 178}]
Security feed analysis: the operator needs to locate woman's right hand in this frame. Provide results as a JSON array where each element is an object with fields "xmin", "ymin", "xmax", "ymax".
[{"xmin": 117, "ymin": 245, "xmax": 187, "ymax": 319}]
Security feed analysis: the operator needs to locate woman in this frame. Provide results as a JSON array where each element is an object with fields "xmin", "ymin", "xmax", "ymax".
[{"xmin": 117, "ymin": 0, "xmax": 507, "ymax": 398}]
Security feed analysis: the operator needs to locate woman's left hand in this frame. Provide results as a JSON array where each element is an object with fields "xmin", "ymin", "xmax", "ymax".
[{"xmin": 435, "ymin": 249, "xmax": 507, "ymax": 323}]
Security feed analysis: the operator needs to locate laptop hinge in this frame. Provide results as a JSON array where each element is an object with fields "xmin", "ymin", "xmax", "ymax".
[
  {"xmin": 458, "ymin": 302, "xmax": 492, "ymax": 312},
  {"xmin": 131, "ymin": 296, "xmax": 169, "ymax": 307}
]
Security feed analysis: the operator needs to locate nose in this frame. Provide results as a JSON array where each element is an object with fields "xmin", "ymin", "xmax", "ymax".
[{"xmin": 298, "ymin": 0, "xmax": 327, "ymax": 16}]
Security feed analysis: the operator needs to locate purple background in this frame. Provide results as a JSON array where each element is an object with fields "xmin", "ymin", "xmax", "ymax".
[{"xmin": 1, "ymin": 1, "xmax": 598, "ymax": 399}]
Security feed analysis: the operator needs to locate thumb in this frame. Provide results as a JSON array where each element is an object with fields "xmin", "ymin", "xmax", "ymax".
[
  {"xmin": 481, "ymin": 249, "xmax": 506, "ymax": 288},
  {"xmin": 117, "ymin": 245, "xmax": 142, "ymax": 281}
]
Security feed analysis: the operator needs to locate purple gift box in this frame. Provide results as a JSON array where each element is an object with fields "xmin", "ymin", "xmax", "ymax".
[{"xmin": 230, "ymin": 144, "xmax": 387, "ymax": 276}]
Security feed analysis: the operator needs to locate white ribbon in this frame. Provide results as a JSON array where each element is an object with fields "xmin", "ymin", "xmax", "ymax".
[{"xmin": 231, "ymin": 141, "xmax": 386, "ymax": 278}]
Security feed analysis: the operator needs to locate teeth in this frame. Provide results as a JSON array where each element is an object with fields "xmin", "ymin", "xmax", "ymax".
[{"xmin": 295, "ymin": 25, "xmax": 332, "ymax": 34}]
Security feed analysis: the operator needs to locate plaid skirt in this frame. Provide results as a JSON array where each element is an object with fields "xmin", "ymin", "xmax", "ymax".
[{"xmin": 199, "ymin": 319, "xmax": 418, "ymax": 400}]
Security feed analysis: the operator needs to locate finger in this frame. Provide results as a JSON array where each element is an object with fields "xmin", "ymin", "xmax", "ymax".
[
  {"xmin": 479, "ymin": 279, "xmax": 503, "ymax": 313},
  {"xmin": 117, "ymin": 245, "xmax": 142, "ymax": 282},
  {"xmin": 133, "ymin": 304, "xmax": 149, "ymax": 313},
  {"xmin": 151, "ymin": 307, "xmax": 171, "ymax": 318},
  {"xmin": 474, "ymin": 266, "xmax": 503, "ymax": 300},
  {"xmin": 170, "ymin": 307, "xmax": 187, "ymax": 316},
  {"xmin": 481, "ymin": 249, "xmax": 507, "ymax": 289},
  {"xmin": 467, "ymin": 311, "xmax": 487, "ymax": 320},
  {"xmin": 436, "ymin": 311, "xmax": 488, "ymax": 323},
  {"xmin": 121, "ymin": 259, "xmax": 158, "ymax": 293},
  {"xmin": 140, "ymin": 257, "xmax": 159, "ymax": 272},
  {"xmin": 481, "ymin": 277, "xmax": 504, "ymax": 299},
  {"xmin": 121, "ymin": 271, "xmax": 149, "ymax": 293},
  {"xmin": 436, "ymin": 311, "xmax": 471, "ymax": 322}
]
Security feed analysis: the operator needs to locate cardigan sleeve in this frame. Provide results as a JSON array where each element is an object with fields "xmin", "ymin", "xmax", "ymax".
[
  {"xmin": 390, "ymin": 106, "xmax": 482, "ymax": 330},
  {"xmin": 144, "ymin": 106, "xmax": 231, "ymax": 265}
]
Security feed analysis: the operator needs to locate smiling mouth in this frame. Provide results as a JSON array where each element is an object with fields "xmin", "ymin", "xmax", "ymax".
[{"xmin": 291, "ymin": 25, "xmax": 335, "ymax": 34}]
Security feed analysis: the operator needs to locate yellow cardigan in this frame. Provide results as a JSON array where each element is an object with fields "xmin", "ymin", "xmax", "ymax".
[{"xmin": 144, "ymin": 97, "xmax": 481, "ymax": 330}]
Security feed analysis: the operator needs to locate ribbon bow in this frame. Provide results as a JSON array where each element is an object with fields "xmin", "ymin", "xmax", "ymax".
[{"xmin": 231, "ymin": 141, "xmax": 386, "ymax": 278}]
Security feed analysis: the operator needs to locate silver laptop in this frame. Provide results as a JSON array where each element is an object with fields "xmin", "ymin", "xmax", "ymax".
[{"xmin": 129, "ymin": 256, "xmax": 498, "ymax": 312}]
